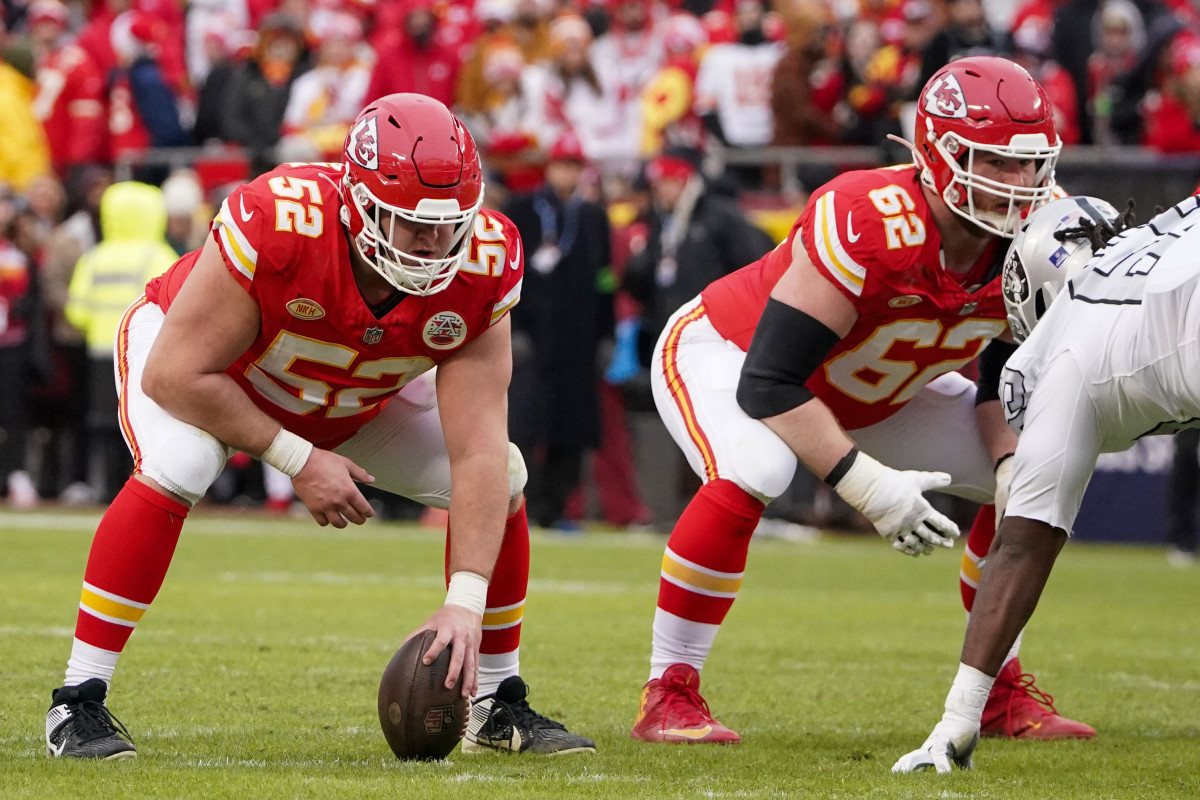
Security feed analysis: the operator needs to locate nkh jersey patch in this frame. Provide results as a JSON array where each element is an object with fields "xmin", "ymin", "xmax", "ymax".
[{"xmin": 923, "ymin": 73, "xmax": 967, "ymax": 119}]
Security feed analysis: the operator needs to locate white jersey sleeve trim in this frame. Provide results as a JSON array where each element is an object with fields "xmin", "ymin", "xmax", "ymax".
[
  {"xmin": 813, "ymin": 191, "xmax": 866, "ymax": 296},
  {"xmin": 490, "ymin": 277, "xmax": 522, "ymax": 324},
  {"xmin": 215, "ymin": 198, "xmax": 260, "ymax": 281}
]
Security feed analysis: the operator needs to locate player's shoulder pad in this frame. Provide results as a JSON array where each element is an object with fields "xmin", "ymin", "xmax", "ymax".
[
  {"xmin": 213, "ymin": 163, "xmax": 343, "ymax": 283},
  {"xmin": 801, "ymin": 167, "xmax": 916, "ymax": 297}
]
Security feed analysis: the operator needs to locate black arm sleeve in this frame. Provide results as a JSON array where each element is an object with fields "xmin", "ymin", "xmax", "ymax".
[
  {"xmin": 736, "ymin": 298, "xmax": 842, "ymax": 420},
  {"xmin": 975, "ymin": 338, "xmax": 1019, "ymax": 406}
]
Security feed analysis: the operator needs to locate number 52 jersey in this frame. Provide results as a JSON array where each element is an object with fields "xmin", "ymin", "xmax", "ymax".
[
  {"xmin": 702, "ymin": 164, "xmax": 1009, "ymax": 430},
  {"xmin": 145, "ymin": 162, "xmax": 524, "ymax": 447}
]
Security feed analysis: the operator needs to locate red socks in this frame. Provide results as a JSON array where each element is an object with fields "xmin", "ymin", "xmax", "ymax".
[{"xmin": 74, "ymin": 477, "xmax": 189, "ymax": 653}]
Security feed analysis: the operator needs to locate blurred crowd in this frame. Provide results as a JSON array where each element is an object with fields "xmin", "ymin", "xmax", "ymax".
[{"xmin": 8, "ymin": 0, "xmax": 1200, "ymax": 523}]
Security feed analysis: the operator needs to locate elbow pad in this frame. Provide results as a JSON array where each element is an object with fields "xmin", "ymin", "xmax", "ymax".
[
  {"xmin": 975, "ymin": 339, "xmax": 1019, "ymax": 406},
  {"xmin": 736, "ymin": 298, "xmax": 842, "ymax": 420}
]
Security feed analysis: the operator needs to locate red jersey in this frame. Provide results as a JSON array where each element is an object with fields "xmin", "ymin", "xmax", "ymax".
[
  {"xmin": 33, "ymin": 45, "xmax": 108, "ymax": 171},
  {"xmin": 702, "ymin": 164, "xmax": 1008, "ymax": 429},
  {"xmin": 146, "ymin": 163, "xmax": 523, "ymax": 447}
]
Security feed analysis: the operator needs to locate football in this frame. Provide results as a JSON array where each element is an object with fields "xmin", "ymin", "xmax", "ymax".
[{"xmin": 377, "ymin": 629, "xmax": 468, "ymax": 761}]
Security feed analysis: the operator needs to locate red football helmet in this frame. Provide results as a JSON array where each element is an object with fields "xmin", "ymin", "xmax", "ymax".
[
  {"xmin": 340, "ymin": 94, "xmax": 484, "ymax": 295},
  {"xmin": 910, "ymin": 56, "xmax": 1061, "ymax": 237}
]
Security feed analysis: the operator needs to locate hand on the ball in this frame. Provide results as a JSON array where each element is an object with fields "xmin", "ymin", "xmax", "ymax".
[{"xmin": 406, "ymin": 605, "xmax": 482, "ymax": 698}]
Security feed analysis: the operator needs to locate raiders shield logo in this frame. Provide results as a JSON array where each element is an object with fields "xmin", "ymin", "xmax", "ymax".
[
  {"xmin": 1002, "ymin": 252, "xmax": 1030, "ymax": 306},
  {"xmin": 423, "ymin": 311, "xmax": 467, "ymax": 350},
  {"xmin": 363, "ymin": 326, "xmax": 384, "ymax": 345},
  {"xmin": 347, "ymin": 115, "xmax": 379, "ymax": 170},
  {"xmin": 923, "ymin": 74, "xmax": 967, "ymax": 119}
]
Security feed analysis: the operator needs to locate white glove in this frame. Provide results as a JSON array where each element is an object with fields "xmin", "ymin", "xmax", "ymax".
[
  {"xmin": 831, "ymin": 451, "xmax": 960, "ymax": 556},
  {"xmin": 891, "ymin": 720, "xmax": 979, "ymax": 774},
  {"xmin": 892, "ymin": 662, "xmax": 992, "ymax": 774},
  {"xmin": 993, "ymin": 453, "xmax": 1014, "ymax": 526}
]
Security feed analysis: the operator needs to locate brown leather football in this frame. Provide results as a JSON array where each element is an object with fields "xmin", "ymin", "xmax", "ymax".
[{"xmin": 377, "ymin": 629, "xmax": 468, "ymax": 760}]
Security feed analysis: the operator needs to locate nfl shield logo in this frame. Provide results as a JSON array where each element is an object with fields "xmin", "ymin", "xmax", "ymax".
[{"xmin": 363, "ymin": 326, "xmax": 384, "ymax": 345}]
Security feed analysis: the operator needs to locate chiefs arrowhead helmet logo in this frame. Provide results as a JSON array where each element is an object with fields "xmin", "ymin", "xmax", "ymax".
[
  {"xmin": 923, "ymin": 74, "xmax": 967, "ymax": 119},
  {"xmin": 348, "ymin": 115, "xmax": 379, "ymax": 170}
]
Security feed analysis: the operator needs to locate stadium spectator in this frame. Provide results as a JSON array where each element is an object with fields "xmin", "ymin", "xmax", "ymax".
[
  {"xmin": 0, "ymin": 45, "xmax": 51, "ymax": 192},
  {"xmin": 185, "ymin": 1, "xmax": 250, "ymax": 90},
  {"xmin": 27, "ymin": 0, "xmax": 107, "ymax": 179},
  {"xmin": 42, "ymin": 94, "xmax": 593, "ymax": 760},
  {"xmin": 1085, "ymin": 0, "xmax": 1146, "ymax": 144},
  {"xmin": 74, "ymin": 0, "xmax": 130, "ymax": 78},
  {"xmin": 890, "ymin": 193, "xmax": 1196, "ymax": 772},
  {"xmin": 857, "ymin": 0, "xmax": 939, "ymax": 150},
  {"xmin": 223, "ymin": 11, "xmax": 310, "ymax": 176},
  {"xmin": 639, "ymin": 12, "xmax": 709, "ymax": 155},
  {"xmin": 107, "ymin": 10, "xmax": 190, "ymax": 173},
  {"xmin": 160, "ymin": 168, "xmax": 206, "ymax": 255},
  {"xmin": 622, "ymin": 146, "xmax": 773, "ymax": 371},
  {"xmin": 278, "ymin": 11, "xmax": 371, "ymax": 163},
  {"xmin": 191, "ymin": 24, "xmax": 250, "ymax": 146},
  {"xmin": 1053, "ymin": 0, "xmax": 1171, "ymax": 144},
  {"xmin": 770, "ymin": 0, "xmax": 843, "ymax": 148},
  {"xmin": 504, "ymin": 131, "xmax": 615, "ymax": 529},
  {"xmin": 522, "ymin": 14, "xmax": 624, "ymax": 160},
  {"xmin": 837, "ymin": 18, "xmax": 893, "ymax": 146},
  {"xmin": 1140, "ymin": 26, "xmax": 1200, "ymax": 151},
  {"xmin": 457, "ymin": 0, "xmax": 554, "ymax": 117},
  {"xmin": 367, "ymin": 0, "xmax": 461, "ymax": 109},
  {"xmin": 65, "ymin": 182, "xmax": 178, "ymax": 502},
  {"xmin": 590, "ymin": 0, "xmax": 665, "ymax": 170},
  {"xmin": 917, "ymin": 0, "xmax": 1005, "ymax": 93},
  {"xmin": 0, "ymin": 189, "xmax": 38, "ymax": 508},
  {"xmin": 1009, "ymin": 12, "xmax": 1081, "ymax": 145},
  {"xmin": 457, "ymin": 41, "xmax": 533, "ymax": 150},
  {"xmin": 628, "ymin": 58, "xmax": 1093, "ymax": 746},
  {"xmin": 37, "ymin": 166, "xmax": 113, "ymax": 505}
]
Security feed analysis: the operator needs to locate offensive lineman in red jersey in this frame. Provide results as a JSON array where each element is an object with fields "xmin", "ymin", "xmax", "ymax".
[
  {"xmin": 43, "ymin": 94, "xmax": 594, "ymax": 759},
  {"xmin": 630, "ymin": 57, "xmax": 1095, "ymax": 744}
]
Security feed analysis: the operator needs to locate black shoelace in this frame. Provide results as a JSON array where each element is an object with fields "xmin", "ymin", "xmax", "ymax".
[
  {"xmin": 500, "ymin": 698, "xmax": 566, "ymax": 732},
  {"xmin": 69, "ymin": 700, "xmax": 133, "ymax": 745}
]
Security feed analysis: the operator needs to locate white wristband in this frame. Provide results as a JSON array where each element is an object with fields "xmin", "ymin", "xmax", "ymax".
[
  {"xmin": 944, "ymin": 662, "xmax": 995, "ymax": 726},
  {"xmin": 261, "ymin": 428, "xmax": 314, "ymax": 478},
  {"xmin": 444, "ymin": 571, "xmax": 488, "ymax": 617}
]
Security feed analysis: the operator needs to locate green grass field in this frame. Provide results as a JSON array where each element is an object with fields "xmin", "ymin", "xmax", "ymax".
[{"xmin": 4, "ymin": 509, "xmax": 1200, "ymax": 799}]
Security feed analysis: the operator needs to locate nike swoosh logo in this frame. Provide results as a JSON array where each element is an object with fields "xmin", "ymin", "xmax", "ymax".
[
  {"xmin": 508, "ymin": 238, "xmax": 522, "ymax": 270},
  {"xmin": 239, "ymin": 196, "xmax": 255, "ymax": 223},
  {"xmin": 665, "ymin": 726, "xmax": 712, "ymax": 740},
  {"xmin": 846, "ymin": 212, "xmax": 861, "ymax": 243}
]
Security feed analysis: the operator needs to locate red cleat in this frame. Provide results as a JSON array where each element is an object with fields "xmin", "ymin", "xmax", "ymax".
[
  {"xmin": 980, "ymin": 658, "xmax": 1096, "ymax": 740},
  {"xmin": 630, "ymin": 664, "xmax": 741, "ymax": 744}
]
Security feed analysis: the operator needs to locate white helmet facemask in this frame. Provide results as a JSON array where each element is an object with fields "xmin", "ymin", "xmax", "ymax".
[
  {"xmin": 930, "ymin": 130, "xmax": 1062, "ymax": 238},
  {"xmin": 342, "ymin": 177, "xmax": 484, "ymax": 296}
]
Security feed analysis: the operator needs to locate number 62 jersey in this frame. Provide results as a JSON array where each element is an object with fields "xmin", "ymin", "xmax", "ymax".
[
  {"xmin": 702, "ymin": 164, "xmax": 1009, "ymax": 429},
  {"xmin": 145, "ymin": 162, "xmax": 524, "ymax": 447}
]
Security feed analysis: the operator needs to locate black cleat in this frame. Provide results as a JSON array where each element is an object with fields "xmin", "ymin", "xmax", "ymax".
[
  {"xmin": 463, "ymin": 676, "xmax": 595, "ymax": 754},
  {"xmin": 45, "ymin": 679, "xmax": 136, "ymax": 760}
]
